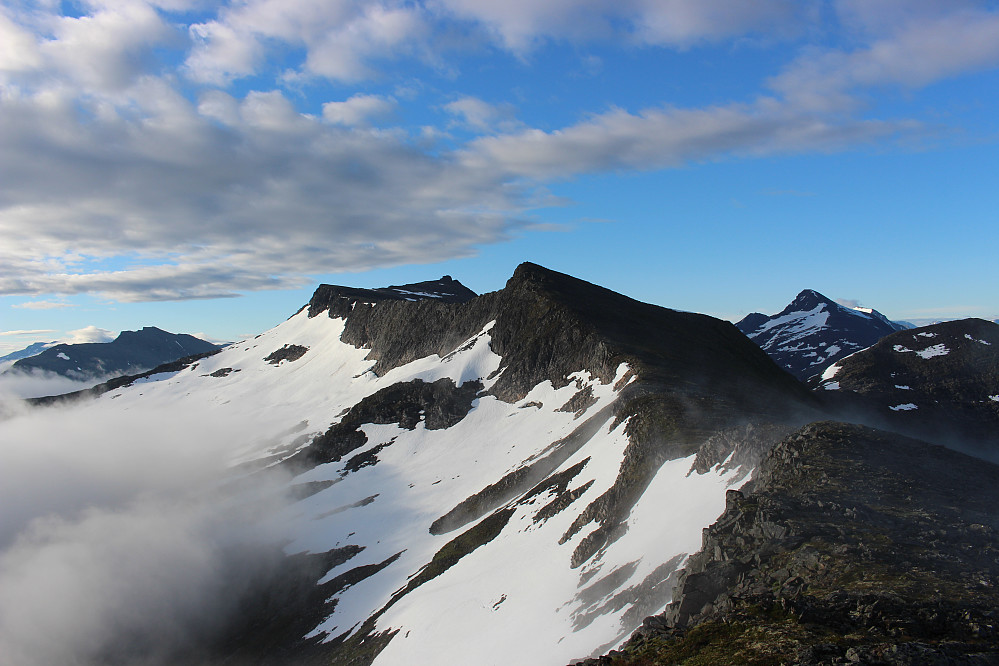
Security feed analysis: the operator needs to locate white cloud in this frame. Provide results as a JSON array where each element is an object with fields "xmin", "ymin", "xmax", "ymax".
[
  {"xmin": 65, "ymin": 326, "xmax": 116, "ymax": 344},
  {"xmin": 771, "ymin": 5, "xmax": 999, "ymax": 110},
  {"xmin": 322, "ymin": 93, "xmax": 396, "ymax": 126},
  {"xmin": 0, "ymin": 83, "xmax": 518, "ymax": 301},
  {"xmin": 0, "ymin": 10, "xmax": 42, "ymax": 73},
  {"xmin": 0, "ymin": 330, "xmax": 56, "ymax": 337},
  {"xmin": 444, "ymin": 96, "xmax": 520, "ymax": 133},
  {"xmin": 462, "ymin": 100, "xmax": 909, "ymax": 181},
  {"xmin": 11, "ymin": 301, "xmax": 75, "ymax": 310},
  {"xmin": 186, "ymin": 0, "xmax": 429, "ymax": 84},
  {"xmin": 430, "ymin": 0, "xmax": 803, "ymax": 52}
]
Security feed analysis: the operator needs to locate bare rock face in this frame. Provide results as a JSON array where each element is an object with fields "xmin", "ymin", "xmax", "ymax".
[{"xmin": 576, "ymin": 421, "xmax": 999, "ymax": 665}]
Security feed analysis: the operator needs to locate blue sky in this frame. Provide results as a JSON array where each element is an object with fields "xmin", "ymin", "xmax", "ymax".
[{"xmin": 2, "ymin": 0, "xmax": 998, "ymax": 353}]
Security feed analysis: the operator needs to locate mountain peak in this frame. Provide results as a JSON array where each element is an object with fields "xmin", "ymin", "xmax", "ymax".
[
  {"xmin": 738, "ymin": 289, "xmax": 904, "ymax": 381},
  {"xmin": 783, "ymin": 288, "xmax": 834, "ymax": 314}
]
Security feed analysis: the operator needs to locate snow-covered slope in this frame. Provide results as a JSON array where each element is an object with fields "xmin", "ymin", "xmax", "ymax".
[
  {"xmin": 6, "ymin": 264, "xmax": 816, "ymax": 665},
  {"xmin": 737, "ymin": 289, "xmax": 907, "ymax": 382}
]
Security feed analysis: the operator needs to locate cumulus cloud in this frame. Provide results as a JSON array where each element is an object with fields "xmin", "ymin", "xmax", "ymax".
[
  {"xmin": 0, "ymin": 83, "xmax": 518, "ymax": 301},
  {"xmin": 2, "ymin": 0, "xmax": 994, "ymax": 305},
  {"xmin": 322, "ymin": 93, "xmax": 396, "ymax": 126},
  {"xmin": 0, "ymin": 399, "xmax": 294, "ymax": 666},
  {"xmin": 444, "ymin": 95, "xmax": 521, "ymax": 133},
  {"xmin": 186, "ymin": 0, "xmax": 430, "ymax": 84}
]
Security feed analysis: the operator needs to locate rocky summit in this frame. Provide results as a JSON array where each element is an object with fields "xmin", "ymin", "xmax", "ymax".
[{"xmin": 11, "ymin": 264, "xmax": 998, "ymax": 666}]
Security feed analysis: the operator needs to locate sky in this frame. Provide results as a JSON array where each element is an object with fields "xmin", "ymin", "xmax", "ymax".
[{"xmin": 2, "ymin": 0, "xmax": 999, "ymax": 355}]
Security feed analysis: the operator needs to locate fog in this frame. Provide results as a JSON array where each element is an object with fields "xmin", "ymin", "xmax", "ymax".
[
  {"xmin": 0, "ymin": 368, "xmax": 104, "ymax": 402},
  {"xmin": 0, "ymin": 394, "xmax": 293, "ymax": 666}
]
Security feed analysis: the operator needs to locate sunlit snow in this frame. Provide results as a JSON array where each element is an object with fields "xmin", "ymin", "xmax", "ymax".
[
  {"xmin": 915, "ymin": 344, "xmax": 949, "ymax": 359},
  {"xmin": 2, "ymin": 305, "xmax": 750, "ymax": 664}
]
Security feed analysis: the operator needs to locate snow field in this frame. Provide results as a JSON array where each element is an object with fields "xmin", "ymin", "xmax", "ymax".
[{"xmin": 62, "ymin": 306, "xmax": 750, "ymax": 665}]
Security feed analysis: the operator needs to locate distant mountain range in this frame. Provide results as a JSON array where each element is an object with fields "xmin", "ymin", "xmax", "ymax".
[
  {"xmin": 737, "ymin": 289, "xmax": 909, "ymax": 382},
  {"xmin": 0, "ymin": 340, "xmax": 57, "ymax": 365},
  {"xmin": 5, "ymin": 326, "xmax": 220, "ymax": 381}
]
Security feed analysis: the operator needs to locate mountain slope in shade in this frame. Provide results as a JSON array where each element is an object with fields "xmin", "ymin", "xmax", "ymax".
[
  {"xmin": 7, "ymin": 327, "xmax": 220, "ymax": 381},
  {"xmin": 14, "ymin": 263, "xmax": 819, "ymax": 666},
  {"xmin": 577, "ymin": 421, "xmax": 999, "ymax": 665},
  {"xmin": 737, "ymin": 289, "xmax": 907, "ymax": 382},
  {"xmin": 810, "ymin": 318, "xmax": 999, "ymax": 454}
]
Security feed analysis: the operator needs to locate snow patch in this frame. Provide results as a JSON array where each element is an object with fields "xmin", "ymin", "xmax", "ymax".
[
  {"xmin": 889, "ymin": 403, "xmax": 918, "ymax": 411},
  {"xmin": 821, "ymin": 364, "xmax": 842, "ymax": 381},
  {"xmin": 965, "ymin": 334, "xmax": 992, "ymax": 346},
  {"xmin": 57, "ymin": 352, "xmax": 70, "ymax": 360},
  {"xmin": 915, "ymin": 344, "xmax": 949, "ymax": 359},
  {"xmin": 894, "ymin": 385, "xmax": 911, "ymax": 390},
  {"xmin": 822, "ymin": 381, "xmax": 840, "ymax": 391}
]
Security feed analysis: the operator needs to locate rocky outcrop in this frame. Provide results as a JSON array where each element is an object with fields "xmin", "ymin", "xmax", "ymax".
[
  {"xmin": 293, "ymin": 377, "xmax": 483, "ymax": 468},
  {"xmin": 264, "ymin": 344, "xmax": 309, "ymax": 365},
  {"xmin": 576, "ymin": 421, "xmax": 999, "ymax": 665}
]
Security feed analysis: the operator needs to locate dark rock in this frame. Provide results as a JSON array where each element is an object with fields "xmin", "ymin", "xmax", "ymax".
[
  {"xmin": 264, "ymin": 344, "xmax": 309, "ymax": 365},
  {"xmin": 582, "ymin": 422, "xmax": 999, "ymax": 664}
]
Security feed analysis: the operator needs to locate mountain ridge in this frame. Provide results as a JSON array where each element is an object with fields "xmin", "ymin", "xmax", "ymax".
[{"xmin": 7, "ymin": 325, "xmax": 220, "ymax": 381}]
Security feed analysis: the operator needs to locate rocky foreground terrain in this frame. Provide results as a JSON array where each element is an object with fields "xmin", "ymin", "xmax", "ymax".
[{"xmin": 574, "ymin": 421, "xmax": 999, "ymax": 665}]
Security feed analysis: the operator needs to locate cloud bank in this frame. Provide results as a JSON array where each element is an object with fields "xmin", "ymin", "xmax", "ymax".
[
  {"xmin": 0, "ymin": 399, "xmax": 292, "ymax": 666},
  {"xmin": 1, "ymin": 1, "xmax": 998, "ymax": 302}
]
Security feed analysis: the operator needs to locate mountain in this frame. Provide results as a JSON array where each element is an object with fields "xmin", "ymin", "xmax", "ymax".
[
  {"xmin": 0, "ymin": 340, "xmax": 57, "ymax": 366},
  {"xmin": 18, "ymin": 263, "xmax": 819, "ymax": 665},
  {"xmin": 7, "ymin": 326, "xmax": 221, "ymax": 381},
  {"xmin": 737, "ymin": 289, "xmax": 908, "ymax": 382},
  {"xmin": 810, "ymin": 318, "xmax": 999, "ymax": 455},
  {"xmin": 12, "ymin": 266, "xmax": 997, "ymax": 665},
  {"xmin": 575, "ymin": 421, "xmax": 999, "ymax": 665}
]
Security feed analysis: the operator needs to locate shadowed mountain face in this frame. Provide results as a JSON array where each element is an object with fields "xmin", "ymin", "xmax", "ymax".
[
  {"xmin": 811, "ymin": 318, "xmax": 999, "ymax": 456},
  {"xmin": 576, "ymin": 421, "xmax": 999, "ymax": 665},
  {"xmin": 8, "ymin": 326, "xmax": 220, "ymax": 381},
  {"xmin": 738, "ymin": 289, "xmax": 907, "ymax": 382}
]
